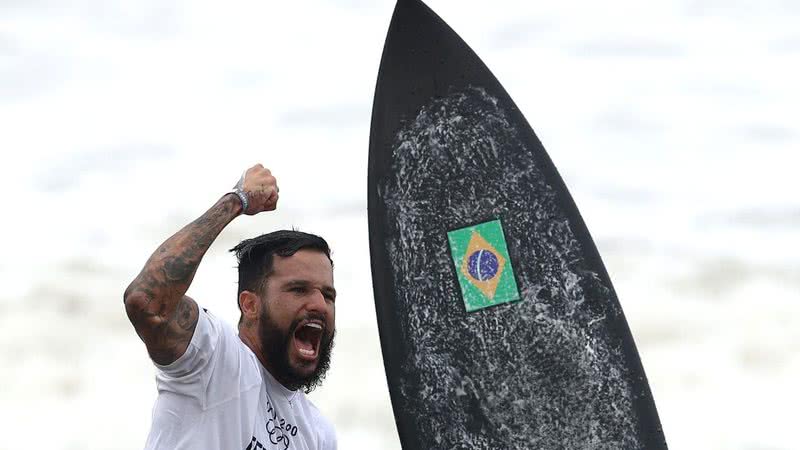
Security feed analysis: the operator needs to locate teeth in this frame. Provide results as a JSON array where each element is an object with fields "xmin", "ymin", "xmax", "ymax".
[
  {"xmin": 305, "ymin": 323, "xmax": 323, "ymax": 330},
  {"xmin": 299, "ymin": 348, "xmax": 315, "ymax": 356}
]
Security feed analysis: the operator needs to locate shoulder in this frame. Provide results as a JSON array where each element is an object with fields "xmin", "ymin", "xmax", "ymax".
[
  {"xmin": 154, "ymin": 306, "xmax": 216, "ymax": 375},
  {"xmin": 155, "ymin": 308, "xmax": 260, "ymax": 393}
]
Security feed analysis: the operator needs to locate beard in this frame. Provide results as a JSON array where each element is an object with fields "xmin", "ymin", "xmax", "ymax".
[{"xmin": 259, "ymin": 307, "xmax": 335, "ymax": 394}]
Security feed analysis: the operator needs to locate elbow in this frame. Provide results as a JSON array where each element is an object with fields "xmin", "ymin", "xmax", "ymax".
[
  {"xmin": 123, "ymin": 284, "xmax": 171, "ymax": 328},
  {"xmin": 123, "ymin": 289, "xmax": 144, "ymax": 322},
  {"xmin": 123, "ymin": 282, "xmax": 135, "ymax": 304},
  {"xmin": 123, "ymin": 282, "xmax": 152, "ymax": 324},
  {"xmin": 123, "ymin": 280, "xmax": 141, "ymax": 308}
]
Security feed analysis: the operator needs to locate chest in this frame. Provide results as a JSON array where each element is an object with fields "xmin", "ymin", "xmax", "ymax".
[{"xmin": 246, "ymin": 386, "xmax": 318, "ymax": 450}]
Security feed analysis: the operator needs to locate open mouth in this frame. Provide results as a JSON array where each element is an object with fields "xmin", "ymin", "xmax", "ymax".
[{"xmin": 293, "ymin": 320, "xmax": 324, "ymax": 361}]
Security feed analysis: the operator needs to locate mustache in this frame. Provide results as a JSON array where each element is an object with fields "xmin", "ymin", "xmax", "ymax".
[{"xmin": 289, "ymin": 312, "xmax": 332, "ymax": 335}]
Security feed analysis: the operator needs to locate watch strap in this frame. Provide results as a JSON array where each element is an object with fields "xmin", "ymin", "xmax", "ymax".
[{"xmin": 230, "ymin": 188, "xmax": 249, "ymax": 214}]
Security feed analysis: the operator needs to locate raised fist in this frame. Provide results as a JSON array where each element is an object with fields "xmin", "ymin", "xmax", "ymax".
[{"xmin": 234, "ymin": 164, "xmax": 279, "ymax": 215}]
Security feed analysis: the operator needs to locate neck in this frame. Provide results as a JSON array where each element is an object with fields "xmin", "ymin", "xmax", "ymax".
[
  {"xmin": 238, "ymin": 326, "xmax": 295, "ymax": 391},
  {"xmin": 238, "ymin": 327, "xmax": 269, "ymax": 370}
]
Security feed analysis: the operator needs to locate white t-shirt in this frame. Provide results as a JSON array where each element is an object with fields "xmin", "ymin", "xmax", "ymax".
[{"xmin": 143, "ymin": 308, "xmax": 337, "ymax": 450}]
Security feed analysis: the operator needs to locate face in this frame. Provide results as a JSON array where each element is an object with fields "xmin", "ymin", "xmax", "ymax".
[{"xmin": 258, "ymin": 249, "xmax": 336, "ymax": 392}]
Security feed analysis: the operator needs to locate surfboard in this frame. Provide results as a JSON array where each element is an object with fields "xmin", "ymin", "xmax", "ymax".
[{"xmin": 367, "ymin": 0, "xmax": 668, "ymax": 448}]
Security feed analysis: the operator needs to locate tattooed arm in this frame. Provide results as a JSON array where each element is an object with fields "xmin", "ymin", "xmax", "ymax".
[{"xmin": 123, "ymin": 164, "xmax": 279, "ymax": 365}]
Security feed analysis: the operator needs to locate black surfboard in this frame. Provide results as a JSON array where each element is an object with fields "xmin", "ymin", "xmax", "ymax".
[{"xmin": 367, "ymin": 1, "xmax": 667, "ymax": 448}]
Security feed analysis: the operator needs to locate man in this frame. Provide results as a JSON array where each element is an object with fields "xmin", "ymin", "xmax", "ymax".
[{"xmin": 124, "ymin": 164, "xmax": 337, "ymax": 450}]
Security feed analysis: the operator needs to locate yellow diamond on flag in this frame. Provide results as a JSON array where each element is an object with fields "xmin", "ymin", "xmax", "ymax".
[{"xmin": 460, "ymin": 231, "xmax": 507, "ymax": 300}]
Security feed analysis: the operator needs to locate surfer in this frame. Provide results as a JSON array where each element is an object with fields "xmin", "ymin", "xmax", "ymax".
[{"xmin": 123, "ymin": 164, "xmax": 338, "ymax": 450}]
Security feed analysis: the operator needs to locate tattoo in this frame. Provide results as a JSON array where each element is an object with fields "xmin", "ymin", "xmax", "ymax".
[
  {"xmin": 124, "ymin": 194, "xmax": 239, "ymax": 364},
  {"xmin": 139, "ymin": 296, "xmax": 200, "ymax": 365},
  {"xmin": 176, "ymin": 297, "xmax": 197, "ymax": 331},
  {"xmin": 163, "ymin": 256, "xmax": 194, "ymax": 283}
]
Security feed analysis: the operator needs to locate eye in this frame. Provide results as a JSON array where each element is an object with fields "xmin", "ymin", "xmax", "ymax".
[{"xmin": 289, "ymin": 286, "xmax": 307, "ymax": 294}]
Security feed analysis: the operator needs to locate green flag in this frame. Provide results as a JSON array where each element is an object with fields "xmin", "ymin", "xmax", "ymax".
[{"xmin": 447, "ymin": 219, "xmax": 520, "ymax": 312}]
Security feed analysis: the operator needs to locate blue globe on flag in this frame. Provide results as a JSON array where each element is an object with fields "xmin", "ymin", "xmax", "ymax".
[{"xmin": 467, "ymin": 250, "xmax": 500, "ymax": 281}]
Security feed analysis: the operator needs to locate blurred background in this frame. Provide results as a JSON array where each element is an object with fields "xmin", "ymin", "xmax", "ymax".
[{"xmin": 1, "ymin": 0, "xmax": 798, "ymax": 449}]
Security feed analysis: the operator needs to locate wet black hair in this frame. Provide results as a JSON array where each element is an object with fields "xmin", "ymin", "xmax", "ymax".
[{"xmin": 229, "ymin": 230, "xmax": 332, "ymax": 307}]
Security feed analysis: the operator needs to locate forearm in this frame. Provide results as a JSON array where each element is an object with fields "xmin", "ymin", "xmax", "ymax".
[{"xmin": 124, "ymin": 193, "xmax": 241, "ymax": 318}]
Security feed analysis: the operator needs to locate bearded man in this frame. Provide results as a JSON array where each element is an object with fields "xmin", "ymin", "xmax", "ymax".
[{"xmin": 124, "ymin": 164, "xmax": 337, "ymax": 450}]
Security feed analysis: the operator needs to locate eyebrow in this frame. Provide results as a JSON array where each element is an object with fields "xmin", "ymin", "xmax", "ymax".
[{"xmin": 284, "ymin": 279, "xmax": 337, "ymax": 299}]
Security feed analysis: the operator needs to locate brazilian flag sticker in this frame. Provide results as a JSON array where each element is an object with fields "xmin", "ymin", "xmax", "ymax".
[{"xmin": 447, "ymin": 219, "xmax": 520, "ymax": 312}]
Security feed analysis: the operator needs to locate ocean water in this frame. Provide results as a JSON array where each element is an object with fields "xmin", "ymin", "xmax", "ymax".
[{"xmin": 1, "ymin": 1, "xmax": 798, "ymax": 449}]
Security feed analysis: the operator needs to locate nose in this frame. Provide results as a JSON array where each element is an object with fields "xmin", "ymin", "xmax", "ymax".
[{"xmin": 306, "ymin": 288, "xmax": 329, "ymax": 314}]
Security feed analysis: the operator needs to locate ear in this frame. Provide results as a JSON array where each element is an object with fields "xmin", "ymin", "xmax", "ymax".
[{"xmin": 239, "ymin": 290, "xmax": 261, "ymax": 324}]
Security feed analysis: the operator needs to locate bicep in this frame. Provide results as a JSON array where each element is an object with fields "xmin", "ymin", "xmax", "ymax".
[{"xmin": 126, "ymin": 294, "xmax": 200, "ymax": 366}]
